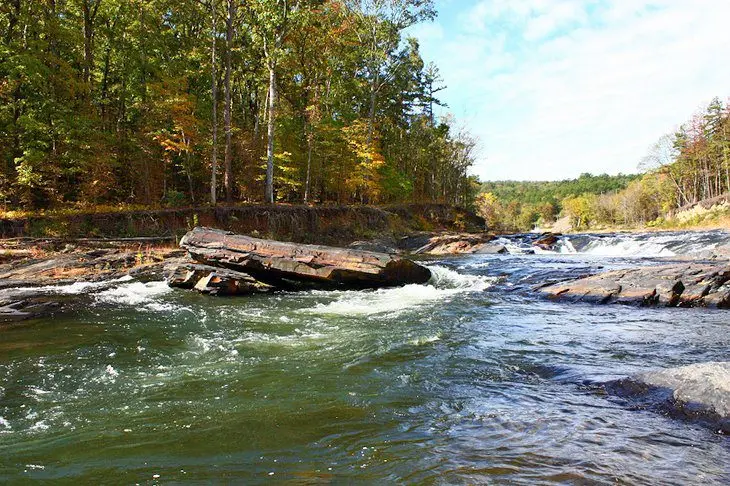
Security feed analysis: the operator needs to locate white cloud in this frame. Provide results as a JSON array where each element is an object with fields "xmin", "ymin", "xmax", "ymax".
[{"xmin": 414, "ymin": 0, "xmax": 730, "ymax": 180}]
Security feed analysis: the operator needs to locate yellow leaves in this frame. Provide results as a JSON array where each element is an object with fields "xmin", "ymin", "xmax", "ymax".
[
  {"xmin": 340, "ymin": 119, "xmax": 385, "ymax": 203},
  {"xmin": 474, "ymin": 192, "xmax": 502, "ymax": 230}
]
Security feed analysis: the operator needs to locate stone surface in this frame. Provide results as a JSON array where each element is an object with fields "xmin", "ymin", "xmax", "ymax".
[
  {"xmin": 411, "ymin": 233, "xmax": 497, "ymax": 255},
  {"xmin": 180, "ymin": 227, "xmax": 431, "ymax": 288},
  {"xmin": 538, "ymin": 263, "xmax": 730, "ymax": 308},
  {"xmin": 533, "ymin": 232, "xmax": 561, "ymax": 251},
  {"xmin": 604, "ymin": 362, "xmax": 730, "ymax": 433},
  {"xmin": 166, "ymin": 263, "xmax": 273, "ymax": 296},
  {"xmin": 348, "ymin": 239, "xmax": 398, "ymax": 254},
  {"xmin": 475, "ymin": 243, "xmax": 508, "ymax": 255}
]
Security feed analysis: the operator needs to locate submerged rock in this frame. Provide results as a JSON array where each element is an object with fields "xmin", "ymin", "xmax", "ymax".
[
  {"xmin": 603, "ymin": 362, "xmax": 730, "ymax": 434},
  {"xmin": 538, "ymin": 263, "xmax": 730, "ymax": 308}
]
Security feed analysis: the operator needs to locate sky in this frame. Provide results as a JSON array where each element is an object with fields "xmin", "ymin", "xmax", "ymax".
[{"xmin": 409, "ymin": 0, "xmax": 730, "ymax": 181}]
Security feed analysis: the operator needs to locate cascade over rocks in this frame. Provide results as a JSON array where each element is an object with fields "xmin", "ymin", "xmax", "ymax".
[{"xmin": 168, "ymin": 227, "xmax": 432, "ymax": 293}]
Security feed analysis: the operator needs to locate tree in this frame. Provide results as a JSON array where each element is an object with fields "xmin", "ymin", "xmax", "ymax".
[{"xmin": 244, "ymin": 0, "xmax": 298, "ymax": 203}]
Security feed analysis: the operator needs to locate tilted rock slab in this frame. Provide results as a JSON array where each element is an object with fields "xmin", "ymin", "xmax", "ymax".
[
  {"xmin": 180, "ymin": 227, "xmax": 432, "ymax": 288},
  {"xmin": 538, "ymin": 263, "xmax": 730, "ymax": 308}
]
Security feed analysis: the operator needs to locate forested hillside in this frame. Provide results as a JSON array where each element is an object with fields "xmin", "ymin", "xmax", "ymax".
[
  {"xmin": 476, "ymin": 173, "xmax": 638, "ymax": 231},
  {"xmin": 476, "ymin": 98, "xmax": 730, "ymax": 232},
  {"xmin": 0, "ymin": 0, "xmax": 475, "ymax": 211}
]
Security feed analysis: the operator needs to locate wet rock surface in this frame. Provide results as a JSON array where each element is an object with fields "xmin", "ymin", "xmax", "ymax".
[
  {"xmin": 538, "ymin": 263, "xmax": 730, "ymax": 307},
  {"xmin": 0, "ymin": 245, "xmax": 185, "ymax": 323},
  {"xmin": 601, "ymin": 362, "xmax": 730, "ymax": 434},
  {"xmin": 180, "ymin": 227, "xmax": 432, "ymax": 288},
  {"xmin": 165, "ymin": 263, "xmax": 273, "ymax": 296}
]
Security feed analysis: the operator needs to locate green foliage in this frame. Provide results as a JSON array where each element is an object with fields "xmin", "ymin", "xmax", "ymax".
[
  {"xmin": 476, "ymin": 174, "xmax": 638, "ymax": 232},
  {"xmin": 480, "ymin": 173, "xmax": 639, "ymax": 209},
  {"xmin": 0, "ymin": 0, "xmax": 473, "ymax": 212},
  {"xmin": 164, "ymin": 190, "xmax": 187, "ymax": 208}
]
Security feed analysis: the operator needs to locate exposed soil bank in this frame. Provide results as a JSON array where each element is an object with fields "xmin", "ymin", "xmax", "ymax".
[{"xmin": 0, "ymin": 203, "xmax": 484, "ymax": 245}]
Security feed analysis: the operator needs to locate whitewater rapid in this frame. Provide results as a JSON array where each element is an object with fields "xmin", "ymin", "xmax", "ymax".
[
  {"xmin": 497, "ymin": 229, "xmax": 729, "ymax": 258},
  {"xmin": 302, "ymin": 266, "xmax": 495, "ymax": 317}
]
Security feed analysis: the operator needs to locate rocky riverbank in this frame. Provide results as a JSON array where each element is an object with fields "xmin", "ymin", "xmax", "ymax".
[
  {"xmin": 537, "ymin": 263, "xmax": 730, "ymax": 308},
  {"xmin": 3, "ymin": 228, "xmax": 729, "ymax": 323},
  {"xmin": 0, "ymin": 239, "xmax": 186, "ymax": 322}
]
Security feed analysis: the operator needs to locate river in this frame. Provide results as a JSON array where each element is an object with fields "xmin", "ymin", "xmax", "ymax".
[{"xmin": 1, "ymin": 230, "xmax": 729, "ymax": 484}]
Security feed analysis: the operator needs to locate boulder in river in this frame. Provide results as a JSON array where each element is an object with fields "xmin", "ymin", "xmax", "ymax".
[
  {"xmin": 180, "ymin": 227, "xmax": 431, "ymax": 288},
  {"xmin": 538, "ymin": 263, "xmax": 730, "ymax": 307},
  {"xmin": 166, "ymin": 263, "xmax": 273, "ymax": 296},
  {"xmin": 411, "ymin": 233, "xmax": 497, "ymax": 255},
  {"xmin": 533, "ymin": 232, "xmax": 561, "ymax": 251},
  {"xmin": 603, "ymin": 362, "xmax": 730, "ymax": 434}
]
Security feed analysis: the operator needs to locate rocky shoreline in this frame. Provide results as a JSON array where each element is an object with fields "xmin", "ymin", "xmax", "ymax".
[{"xmin": 2, "ymin": 229, "xmax": 729, "ymax": 322}]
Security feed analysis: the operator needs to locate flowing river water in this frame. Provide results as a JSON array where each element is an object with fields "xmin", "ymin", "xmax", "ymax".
[{"xmin": 1, "ymin": 230, "xmax": 729, "ymax": 484}]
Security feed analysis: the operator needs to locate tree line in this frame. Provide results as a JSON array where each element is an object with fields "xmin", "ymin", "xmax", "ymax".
[
  {"xmin": 0, "ymin": 0, "xmax": 476, "ymax": 210},
  {"xmin": 475, "ymin": 173, "xmax": 638, "ymax": 231},
  {"xmin": 476, "ymin": 98, "xmax": 730, "ymax": 231}
]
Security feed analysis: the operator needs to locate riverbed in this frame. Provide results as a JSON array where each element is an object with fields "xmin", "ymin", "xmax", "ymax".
[{"xmin": 1, "ymin": 231, "xmax": 729, "ymax": 484}]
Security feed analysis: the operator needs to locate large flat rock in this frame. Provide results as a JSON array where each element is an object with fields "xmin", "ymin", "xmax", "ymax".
[
  {"xmin": 180, "ymin": 227, "xmax": 431, "ymax": 288},
  {"xmin": 538, "ymin": 263, "xmax": 730, "ymax": 308}
]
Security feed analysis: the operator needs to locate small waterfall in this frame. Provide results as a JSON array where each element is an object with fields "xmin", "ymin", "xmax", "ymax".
[{"xmin": 497, "ymin": 230, "xmax": 729, "ymax": 258}]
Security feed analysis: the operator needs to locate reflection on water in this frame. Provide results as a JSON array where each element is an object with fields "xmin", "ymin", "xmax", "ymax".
[{"xmin": 0, "ymin": 230, "xmax": 729, "ymax": 484}]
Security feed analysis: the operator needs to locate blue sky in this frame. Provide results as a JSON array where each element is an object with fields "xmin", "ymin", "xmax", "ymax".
[{"xmin": 409, "ymin": 0, "xmax": 730, "ymax": 181}]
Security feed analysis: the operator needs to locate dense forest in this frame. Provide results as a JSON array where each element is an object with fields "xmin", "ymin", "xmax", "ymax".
[
  {"xmin": 0, "ymin": 0, "xmax": 476, "ymax": 211},
  {"xmin": 477, "ymin": 98, "xmax": 730, "ymax": 232}
]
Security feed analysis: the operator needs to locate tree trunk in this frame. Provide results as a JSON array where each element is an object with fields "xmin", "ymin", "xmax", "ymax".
[
  {"xmin": 265, "ymin": 63, "xmax": 277, "ymax": 204},
  {"xmin": 367, "ymin": 70, "xmax": 379, "ymax": 149},
  {"xmin": 304, "ymin": 123, "xmax": 312, "ymax": 203},
  {"xmin": 186, "ymin": 151, "xmax": 195, "ymax": 204},
  {"xmin": 99, "ymin": 10, "xmax": 119, "ymax": 129},
  {"xmin": 210, "ymin": 0, "xmax": 218, "ymax": 205},
  {"xmin": 223, "ymin": 0, "xmax": 236, "ymax": 203},
  {"xmin": 82, "ymin": 1, "xmax": 94, "ymax": 86}
]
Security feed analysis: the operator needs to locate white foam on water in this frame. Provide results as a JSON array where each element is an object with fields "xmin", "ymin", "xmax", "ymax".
[
  {"xmin": 580, "ymin": 239, "xmax": 676, "ymax": 257},
  {"xmin": 303, "ymin": 266, "xmax": 493, "ymax": 317},
  {"xmin": 105, "ymin": 365, "xmax": 119, "ymax": 378},
  {"xmin": 410, "ymin": 334, "xmax": 442, "ymax": 346},
  {"xmin": 13, "ymin": 275, "xmax": 134, "ymax": 295},
  {"xmin": 26, "ymin": 386, "xmax": 52, "ymax": 397},
  {"xmin": 533, "ymin": 239, "xmax": 577, "ymax": 255},
  {"xmin": 499, "ymin": 231, "xmax": 727, "ymax": 257},
  {"xmin": 29, "ymin": 421, "xmax": 49, "ymax": 432},
  {"xmin": 494, "ymin": 237, "xmax": 533, "ymax": 255},
  {"xmin": 0, "ymin": 416, "xmax": 10, "ymax": 430},
  {"xmin": 94, "ymin": 280, "xmax": 172, "ymax": 306}
]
